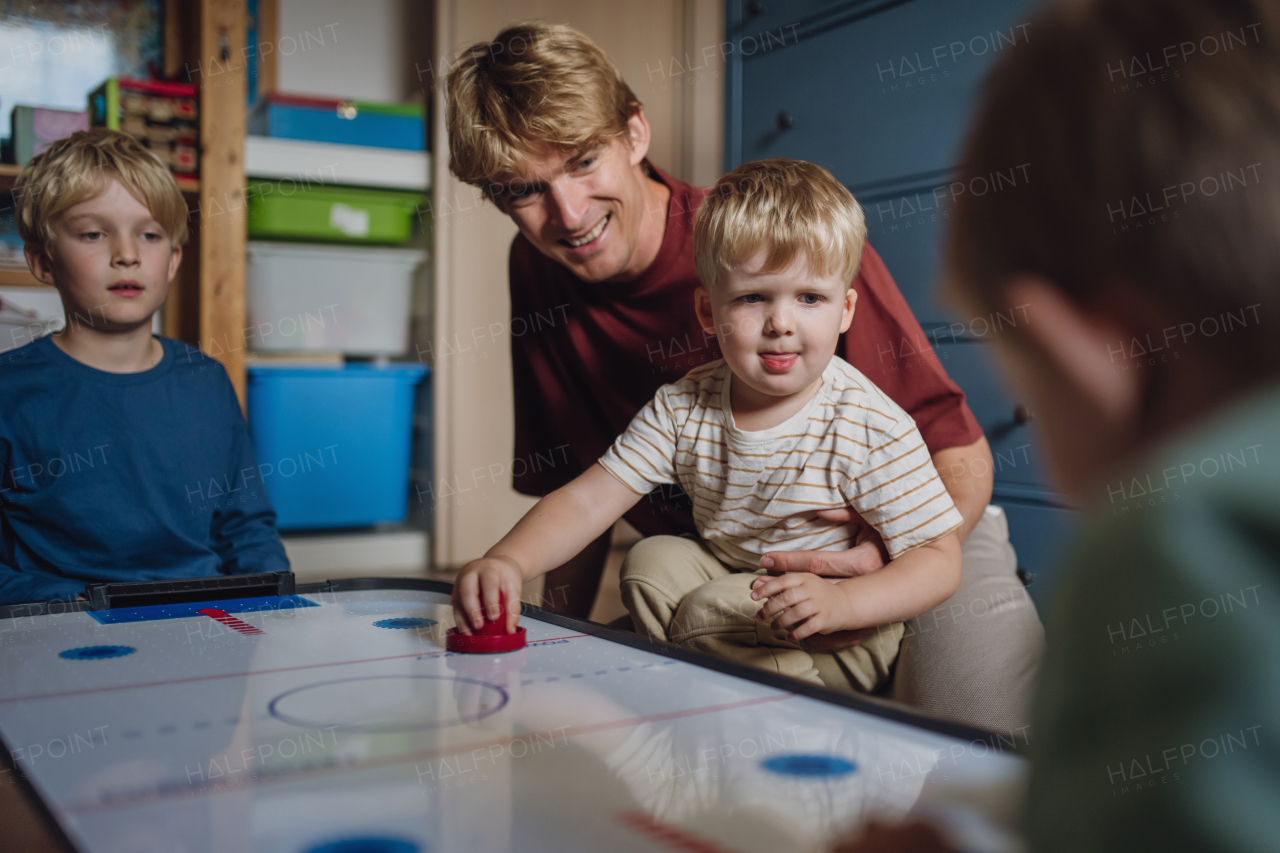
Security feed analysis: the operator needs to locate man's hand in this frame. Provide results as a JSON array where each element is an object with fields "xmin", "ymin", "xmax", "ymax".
[
  {"xmin": 759, "ymin": 507, "xmax": 890, "ymax": 578},
  {"xmin": 451, "ymin": 556, "xmax": 524, "ymax": 635},
  {"xmin": 750, "ymin": 572, "xmax": 856, "ymax": 642}
]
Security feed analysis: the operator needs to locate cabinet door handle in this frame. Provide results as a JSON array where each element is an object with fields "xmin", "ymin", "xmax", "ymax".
[
  {"xmin": 776, "ymin": 111, "xmax": 796, "ymax": 130},
  {"xmin": 990, "ymin": 404, "xmax": 1034, "ymax": 442}
]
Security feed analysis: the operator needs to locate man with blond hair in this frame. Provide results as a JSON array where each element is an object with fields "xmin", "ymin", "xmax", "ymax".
[{"xmin": 445, "ymin": 22, "xmax": 1040, "ymax": 729}]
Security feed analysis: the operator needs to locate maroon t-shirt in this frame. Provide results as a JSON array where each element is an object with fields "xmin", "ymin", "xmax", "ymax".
[{"xmin": 509, "ymin": 164, "xmax": 982, "ymax": 537}]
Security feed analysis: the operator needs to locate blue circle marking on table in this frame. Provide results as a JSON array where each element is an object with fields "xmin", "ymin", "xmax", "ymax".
[
  {"xmin": 303, "ymin": 838, "xmax": 420, "ymax": 853},
  {"xmin": 374, "ymin": 618, "xmax": 437, "ymax": 630},
  {"xmin": 761, "ymin": 754, "xmax": 857, "ymax": 778},
  {"xmin": 59, "ymin": 645, "xmax": 135, "ymax": 661}
]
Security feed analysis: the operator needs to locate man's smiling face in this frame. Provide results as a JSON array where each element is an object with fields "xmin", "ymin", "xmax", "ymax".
[{"xmin": 490, "ymin": 114, "xmax": 659, "ymax": 283}]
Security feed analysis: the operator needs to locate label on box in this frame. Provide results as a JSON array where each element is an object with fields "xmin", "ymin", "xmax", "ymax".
[{"xmin": 329, "ymin": 203, "xmax": 370, "ymax": 238}]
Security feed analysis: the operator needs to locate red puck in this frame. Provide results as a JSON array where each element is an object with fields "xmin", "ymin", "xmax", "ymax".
[
  {"xmin": 447, "ymin": 592, "xmax": 526, "ymax": 653},
  {"xmin": 446, "ymin": 625, "xmax": 527, "ymax": 654}
]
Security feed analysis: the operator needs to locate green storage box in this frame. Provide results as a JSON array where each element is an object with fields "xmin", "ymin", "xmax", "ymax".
[{"xmin": 246, "ymin": 182, "xmax": 424, "ymax": 244}]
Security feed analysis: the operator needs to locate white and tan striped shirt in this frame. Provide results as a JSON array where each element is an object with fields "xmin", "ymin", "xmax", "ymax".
[{"xmin": 598, "ymin": 356, "xmax": 962, "ymax": 569}]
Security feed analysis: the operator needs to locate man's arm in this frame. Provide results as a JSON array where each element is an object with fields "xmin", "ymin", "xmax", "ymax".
[
  {"xmin": 761, "ymin": 435, "xmax": 994, "ymax": 577},
  {"xmin": 929, "ymin": 435, "xmax": 995, "ymax": 543},
  {"xmin": 754, "ymin": 531, "xmax": 963, "ymax": 638}
]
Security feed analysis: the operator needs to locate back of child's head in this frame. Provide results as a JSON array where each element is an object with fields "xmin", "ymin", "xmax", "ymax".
[
  {"xmin": 694, "ymin": 158, "xmax": 866, "ymax": 291},
  {"xmin": 15, "ymin": 128, "xmax": 189, "ymax": 258},
  {"xmin": 948, "ymin": 0, "xmax": 1280, "ymax": 380}
]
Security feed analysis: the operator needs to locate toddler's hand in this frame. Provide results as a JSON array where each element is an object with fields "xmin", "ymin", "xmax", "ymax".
[
  {"xmin": 452, "ymin": 556, "xmax": 523, "ymax": 635},
  {"xmin": 750, "ymin": 572, "xmax": 854, "ymax": 642}
]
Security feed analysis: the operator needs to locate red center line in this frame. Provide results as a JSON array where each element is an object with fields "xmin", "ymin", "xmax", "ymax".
[
  {"xmin": 60, "ymin": 692, "xmax": 796, "ymax": 816},
  {"xmin": 0, "ymin": 634, "xmax": 590, "ymax": 705}
]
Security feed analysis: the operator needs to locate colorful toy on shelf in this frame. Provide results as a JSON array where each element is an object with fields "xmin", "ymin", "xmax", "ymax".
[
  {"xmin": 88, "ymin": 78, "xmax": 199, "ymax": 177},
  {"xmin": 11, "ymin": 106, "xmax": 90, "ymax": 166}
]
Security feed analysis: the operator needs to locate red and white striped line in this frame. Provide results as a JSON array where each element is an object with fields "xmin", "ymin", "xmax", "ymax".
[{"xmin": 197, "ymin": 608, "xmax": 264, "ymax": 636}]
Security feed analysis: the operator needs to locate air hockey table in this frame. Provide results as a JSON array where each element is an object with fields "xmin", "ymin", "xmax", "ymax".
[{"xmin": 0, "ymin": 574, "xmax": 1027, "ymax": 853}]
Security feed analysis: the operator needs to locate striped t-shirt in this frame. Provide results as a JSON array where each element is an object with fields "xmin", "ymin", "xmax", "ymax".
[{"xmin": 598, "ymin": 356, "xmax": 963, "ymax": 569}]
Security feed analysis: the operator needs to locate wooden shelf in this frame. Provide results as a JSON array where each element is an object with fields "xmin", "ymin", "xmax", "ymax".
[
  {"xmin": 0, "ymin": 162, "xmax": 198, "ymax": 194},
  {"xmin": 0, "ymin": 268, "xmax": 45, "ymax": 287}
]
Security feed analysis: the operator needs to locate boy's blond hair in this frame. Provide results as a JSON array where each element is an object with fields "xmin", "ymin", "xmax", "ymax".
[
  {"xmin": 694, "ymin": 159, "xmax": 866, "ymax": 291},
  {"xmin": 447, "ymin": 21, "xmax": 641, "ymax": 191},
  {"xmin": 15, "ymin": 128, "xmax": 189, "ymax": 257}
]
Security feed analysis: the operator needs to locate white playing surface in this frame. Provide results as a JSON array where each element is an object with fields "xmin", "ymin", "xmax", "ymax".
[{"xmin": 0, "ymin": 588, "xmax": 1025, "ymax": 853}]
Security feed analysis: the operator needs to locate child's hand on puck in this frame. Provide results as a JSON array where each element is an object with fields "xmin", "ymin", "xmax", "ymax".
[
  {"xmin": 451, "ymin": 556, "xmax": 524, "ymax": 635},
  {"xmin": 751, "ymin": 572, "xmax": 855, "ymax": 642}
]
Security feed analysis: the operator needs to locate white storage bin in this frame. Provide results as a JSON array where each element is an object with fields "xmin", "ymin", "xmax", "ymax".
[
  {"xmin": 0, "ymin": 289, "xmax": 64, "ymax": 353},
  {"xmin": 245, "ymin": 241, "xmax": 425, "ymax": 356}
]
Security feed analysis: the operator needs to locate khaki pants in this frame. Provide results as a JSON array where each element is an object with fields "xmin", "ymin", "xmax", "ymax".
[{"xmin": 619, "ymin": 535, "xmax": 904, "ymax": 693}]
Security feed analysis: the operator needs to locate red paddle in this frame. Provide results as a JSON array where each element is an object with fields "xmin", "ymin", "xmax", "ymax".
[{"xmin": 446, "ymin": 591, "xmax": 527, "ymax": 653}]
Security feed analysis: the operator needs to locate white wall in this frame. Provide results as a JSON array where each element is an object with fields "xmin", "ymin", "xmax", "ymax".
[{"xmin": 277, "ymin": 0, "xmax": 411, "ymax": 101}]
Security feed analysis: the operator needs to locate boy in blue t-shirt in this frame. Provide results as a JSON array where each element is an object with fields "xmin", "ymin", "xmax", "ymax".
[{"xmin": 0, "ymin": 128, "xmax": 288, "ymax": 605}]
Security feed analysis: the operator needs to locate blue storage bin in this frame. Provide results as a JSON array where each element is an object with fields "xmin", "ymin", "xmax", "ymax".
[
  {"xmin": 247, "ymin": 364, "xmax": 428, "ymax": 530},
  {"xmin": 248, "ymin": 93, "xmax": 425, "ymax": 151}
]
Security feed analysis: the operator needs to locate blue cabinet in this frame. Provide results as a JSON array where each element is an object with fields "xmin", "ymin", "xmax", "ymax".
[
  {"xmin": 726, "ymin": 0, "xmax": 1076, "ymax": 604},
  {"xmin": 731, "ymin": 0, "xmax": 852, "ymax": 37},
  {"xmin": 730, "ymin": 0, "xmax": 1039, "ymax": 327},
  {"xmin": 735, "ymin": 1, "xmax": 1032, "ymax": 189},
  {"xmin": 860, "ymin": 176, "xmax": 953, "ymax": 325},
  {"xmin": 933, "ymin": 342, "xmax": 1048, "ymax": 490},
  {"xmin": 996, "ymin": 498, "xmax": 1079, "ymax": 612}
]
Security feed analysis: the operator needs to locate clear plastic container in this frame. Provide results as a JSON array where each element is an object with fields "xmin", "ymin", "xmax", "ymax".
[{"xmin": 245, "ymin": 241, "xmax": 425, "ymax": 356}]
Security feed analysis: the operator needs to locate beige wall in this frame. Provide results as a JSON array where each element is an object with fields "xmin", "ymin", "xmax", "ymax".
[{"xmin": 430, "ymin": 1, "xmax": 724, "ymax": 570}]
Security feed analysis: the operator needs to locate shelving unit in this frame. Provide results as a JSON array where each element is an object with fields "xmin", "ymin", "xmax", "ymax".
[
  {"xmin": 0, "ymin": 269, "xmax": 42, "ymax": 287},
  {"xmin": 237, "ymin": 51, "xmax": 432, "ymax": 578},
  {"xmin": 176, "ymin": 0, "xmax": 249, "ymax": 404}
]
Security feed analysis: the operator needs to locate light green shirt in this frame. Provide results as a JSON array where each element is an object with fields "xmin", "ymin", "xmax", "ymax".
[{"xmin": 1026, "ymin": 382, "xmax": 1280, "ymax": 851}]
